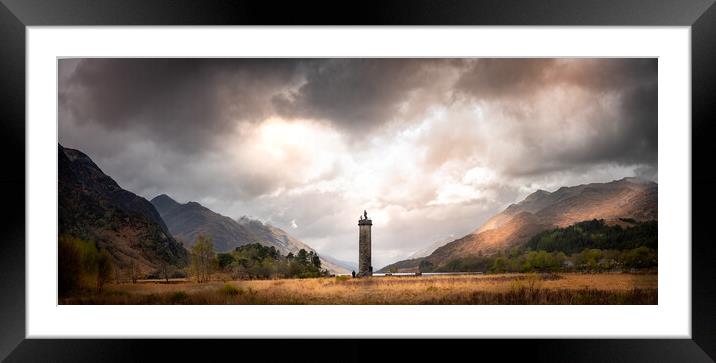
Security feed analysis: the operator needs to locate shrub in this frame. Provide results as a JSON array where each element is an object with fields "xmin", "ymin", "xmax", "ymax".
[
  {"xmin": 622, "ymin": 246, "xmax": 657, "ymax": 269},
  {"xmin": 58, "ymin": 235, "xmax": 115, "ymax": 296},
  {"xmin": 59, "ymin": 235, "xmax": 83, "ymax": 296},
  {"xmin": 168, "ymin": 291, "xmax": 189, "ymax": 304},
  {"xmin": 219, "ymin": 284, "xmax": 242, "ymax": 296},
  {"xmin": 217, "ymin": 253, "xmax": 235, "ymax": 269}
]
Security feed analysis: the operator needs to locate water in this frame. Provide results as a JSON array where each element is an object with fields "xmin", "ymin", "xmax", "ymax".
[{"xmin": 337, "ymin": 272, "xmax": 485, "ymax": 277}]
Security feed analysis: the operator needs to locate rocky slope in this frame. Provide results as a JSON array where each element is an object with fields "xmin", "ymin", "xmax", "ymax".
[
  {"xmin": 380, "ymin": 177, "xmax": 657, "ymax": 272},
  {"xmin": 151, "ymin": 195, "xmax": 350, "ymax": 274},
  {"xmin": 58, "ymin": 144, "xmax": 188, "ymax": 274}
]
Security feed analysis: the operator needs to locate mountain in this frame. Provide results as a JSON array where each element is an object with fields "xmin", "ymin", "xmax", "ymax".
[
  {"xmin": 58, "ymin": 144, "xmax": 188, "ymax": 274},
  {"xmin": 150, "ymin": 194, "xmax": 263, "ymax": 252},
  {"xmin": 380, "ymin": 177, "xmax": 657, "ymax": 272},
  {"xmin": 407, "ymin": 236, "xmax": 455, "ymax": 259},
  {"xmin": 151, "ymin": 195, "xmax": 350, "ymax": 274},
  {"xmin": 320, "ymin": 254, "xmax": 359, "ymax": 273}
]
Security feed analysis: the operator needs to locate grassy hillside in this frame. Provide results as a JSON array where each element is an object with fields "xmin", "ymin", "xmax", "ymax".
[{"xmin": 430, "ymin": 219, "xmax": 657, "ymax": 274}]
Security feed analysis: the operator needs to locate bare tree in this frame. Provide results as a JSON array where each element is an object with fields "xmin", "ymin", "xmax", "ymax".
[
  {"xmin": 130, "ymin": 260, "xmax": 138, "ymax": 284},
  {"xmin": 160, "ymin": 262, "xmax": 173, "ymax": 283},
  {"xmin": 113, "ymin": 266, "xmax": 121, "ymax": 284},
  {"xmin": 96, "ymin": 250, "xmax": 113, "ymax": 293},
  {"xmin": 191, "ymin": 235, "xmax": 216, "ymax": 283}
]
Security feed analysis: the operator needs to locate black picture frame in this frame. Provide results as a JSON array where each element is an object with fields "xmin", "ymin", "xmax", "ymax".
[{"xmin": 1, "ymin": 0, "xmax": 715, "ymax": 361}]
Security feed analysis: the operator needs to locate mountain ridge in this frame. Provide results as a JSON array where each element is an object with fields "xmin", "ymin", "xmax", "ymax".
[
  {"xmin": 151, "ymin": 195, "xmax": 351, "ymax": 274},
  {"xmin": 59, "ymin": 144, "xmax": 188, "ymax": 274},
  {"xmin": 380, "ymin": 177, "xmax": 657, "ymax": 272}
]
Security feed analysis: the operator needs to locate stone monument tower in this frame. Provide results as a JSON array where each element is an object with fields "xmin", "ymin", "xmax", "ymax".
[{"xmin": 358, "ymin": 210, "xmax": 372, "ymax": 277}]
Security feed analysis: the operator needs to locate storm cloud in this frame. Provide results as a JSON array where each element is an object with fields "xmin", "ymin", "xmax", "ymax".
[
  {"xmin": 59, "ymin": 58, "xmax": 657, "ymax": 268},
  {"xmin": 60, "ymin": 58, "xmax": 304, "ymax": 152}
]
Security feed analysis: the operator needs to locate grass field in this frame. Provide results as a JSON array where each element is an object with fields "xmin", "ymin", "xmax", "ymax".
[{"xmin": 60, "ymin": 273, "xmax": 657, "ymax": 305}]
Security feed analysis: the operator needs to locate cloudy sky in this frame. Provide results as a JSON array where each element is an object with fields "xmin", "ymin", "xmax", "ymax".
[{"xmin": 58, "ymin": 58, "xmax": 657, "ymax": 268}]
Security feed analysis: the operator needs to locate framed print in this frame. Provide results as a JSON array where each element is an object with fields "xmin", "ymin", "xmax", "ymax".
[{"xmin": 2, "ymin": 0, "xmax": 715, "ymax": 361}]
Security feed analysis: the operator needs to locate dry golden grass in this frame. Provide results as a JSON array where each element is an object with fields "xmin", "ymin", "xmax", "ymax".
[{"xmin": 61, "ymin": 273, "xmax": 657, "ymax": 305}]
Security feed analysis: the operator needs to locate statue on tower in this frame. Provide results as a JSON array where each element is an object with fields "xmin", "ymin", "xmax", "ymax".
[{"xmin": 357, "ymin": 209, "xmax": 372, "ymax": 277}]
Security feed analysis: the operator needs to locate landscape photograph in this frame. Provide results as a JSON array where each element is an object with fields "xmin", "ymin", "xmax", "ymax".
[{"xmin": 58, "ymin": 58, "xmax": 658, "ymax": 305}]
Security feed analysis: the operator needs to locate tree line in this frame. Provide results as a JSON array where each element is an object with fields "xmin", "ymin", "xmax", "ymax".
[
  {"xmin": 59, "ymin": 233, "xmax": 329, "ymax": 297},
  {"xmin": 189, "ymin": 235, "xmax": 328, "ymax": 281},
  {"xmin": 523, "ymin": 218, "xmax": 657, "ymax": 254},
  {"xmin": 421, "ymin": 219, "xmax": 658, "ymax": 274},
  {"xmin": 215, "ymin": 240, "xmax": 327, "ymax": 280}
]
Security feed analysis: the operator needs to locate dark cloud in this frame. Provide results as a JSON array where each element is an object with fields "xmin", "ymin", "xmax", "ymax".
[
  {"xmin": 559, "ymin": 81, "xmax": 657, "ymax": 167},
  {"xmin": 453, "ymin": 58, "xmax": 556, "ymax": 100},
  {"xmin": 454, "ymin": 58, "xmax": 656, "ymax": 99},
  {"xmin": 60, "ymin": 58, "xmax": 455, "ymax": 150},
  {"xmin": 61, "ymin": 58, "xmax": 657, "ymax": 168},
  {"xmin": 272, "ymin": 59, "xmax": 452, "ymax": 133},
  {"xmin": 60, "ymin": 58, "xmax": 304, "ymax": 152},
  {"xmin": 59, "ymin": 57, "xmax": 658, "ymax": 189},
  {"xmin": 446, "ymin": 58, "xmax": 658, "ymax": 177}
]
